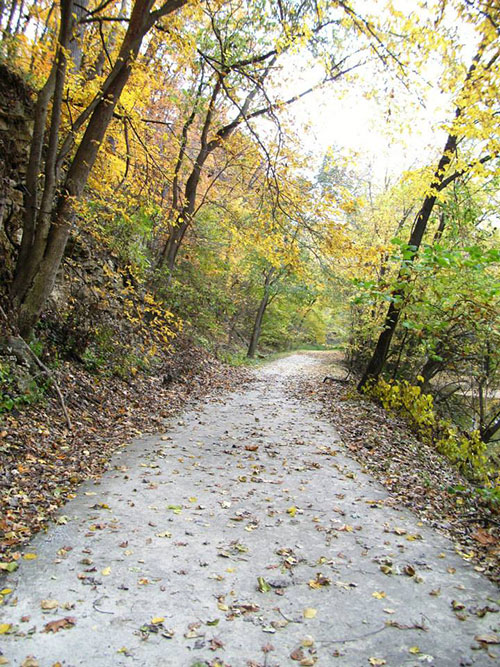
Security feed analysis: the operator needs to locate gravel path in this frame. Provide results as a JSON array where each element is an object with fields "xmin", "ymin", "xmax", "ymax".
[{"xmin": 0, "ymin": 354, "xmax": 498, "ymax": 666}]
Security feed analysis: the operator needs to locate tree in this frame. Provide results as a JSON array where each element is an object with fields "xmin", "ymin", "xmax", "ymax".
[
  {"xmin": 7, "ymin": 0, "xmax": 190, "ymax": 338},
  {"xmin": 358, "ymin": 3, "xmax": 500, "ymax": 390},
  {"xmin": 154, "ymin": 0, "xmax": 365, "ymax": 272}
]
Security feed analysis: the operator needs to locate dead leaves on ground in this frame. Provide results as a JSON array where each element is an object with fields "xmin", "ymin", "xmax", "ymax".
[
  {"xmin": 43, "ymin": 616, "xmax": 76, "ymax": 633},
  {"xmin": 0, "ymin": 346, "xmax": 251, "ymax": 558},
  {"xmin": 301, "ymin": 375, "xmax": 500, "ymax": 582}
]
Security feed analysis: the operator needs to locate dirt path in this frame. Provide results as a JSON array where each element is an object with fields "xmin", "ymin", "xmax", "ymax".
[{"xmin": 1, "ymin": 354, "xmax": 498, "ymax": 666}]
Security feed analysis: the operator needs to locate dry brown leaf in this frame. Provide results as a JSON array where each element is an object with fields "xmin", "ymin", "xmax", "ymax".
[{"xmin": 43, "ymin": 616, "xmax": 76, "ymax": 633}]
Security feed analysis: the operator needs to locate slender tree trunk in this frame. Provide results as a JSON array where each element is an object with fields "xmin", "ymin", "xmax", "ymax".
[
  {"xmin": 481, "ymin": 414, "xmax": 500, "ymax": 444},
  {"xmin": 247, "ymin": 268, "xmax": 275, "ymax": 358},
  {"xmin": 417, "ymin": 356, "xmax": 444, "ymax": 391},
  {"xmin": 357, "ymin": 133, "xmax": 457, "ymax": 390},
  {"xmin": 11, "ymin": 0, "xmax": 74, "ymax": 305},
  {"xmin": 358, "ymin": 44, "xmax": 492, "ymax": 392},
  {"xmin": 69, "ymin": 0, "xmax": 89, "ymax": 72},
  {"xmin": 157, "ymin": 56, "xmax": 277, "ymax": 271},
  {"xmin": 5, "ymin": 0, "xmax": 17, "ymax": 33}
]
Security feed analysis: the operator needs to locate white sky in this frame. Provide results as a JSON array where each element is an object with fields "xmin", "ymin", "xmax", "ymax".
[{"xmin": 276, "ymin": 0, "xmax": 478, "ymax": 186}]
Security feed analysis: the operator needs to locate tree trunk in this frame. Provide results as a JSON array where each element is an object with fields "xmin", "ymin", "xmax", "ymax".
[
  {"xmin": 358, "ymin": 46, "xmax": 489, "ymax": 392},
  {"xmin": 12, "ymin": 0, "xmax": 187, "ymax": 337},
  {"xmin": 417, "ymin": 356, "xmax": 444, "ymax": 391},
  {"xmin": 481, "ymin": 415, "xmax": 500, "ymax": 444},
  {"xmin": 69, "ymin": 0, "xmax": 89, "ymax": 72},
  {"xmin": 357, "ymin": 132, "xmax": 457, "ymax": 390},
  {"xmin": 247, "ymin": 269, "xmax": 275, "ymax": 358}
]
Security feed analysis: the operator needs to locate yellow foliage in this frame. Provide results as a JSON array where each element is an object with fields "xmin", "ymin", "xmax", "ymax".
[{"xmin": 364, "ymin": 378, "xmax": 492, "ymax": 484}]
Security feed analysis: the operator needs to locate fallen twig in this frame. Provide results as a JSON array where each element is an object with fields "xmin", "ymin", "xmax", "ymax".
[
  {"xmin": 318, "ymin": 624, "xmax": 387, "ymax": 645},
  {"xmin": 6, "ymin": 334, "xmax": 73, "ymax": 431},
  {"xmin": 92, "ymin": 596, "xmax": 114, "ymax": 614}
]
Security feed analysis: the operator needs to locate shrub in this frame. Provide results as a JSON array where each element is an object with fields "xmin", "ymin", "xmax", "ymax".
[{"xmin": 363, "ymin": 377, "xmax": 493, "ymax": 485}]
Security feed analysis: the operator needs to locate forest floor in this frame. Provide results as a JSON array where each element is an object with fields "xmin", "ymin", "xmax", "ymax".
[{"xmin": 0, "ymin": 353, "xmax": 499, "ymax": 667}]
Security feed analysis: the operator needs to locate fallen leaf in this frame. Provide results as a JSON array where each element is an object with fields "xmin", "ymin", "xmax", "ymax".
[
  {"xmin": 409, "ymin": 646, "xmax": 420, "ymax": 654},
  {"xmin": 23, "ymin": 553, "xmax": 37, "ymax": 560},
  {"xmin": 151, "ymin": 617, "xmax": 165, "ymax": 624},
  {"xmin": 290, "ymin": 648, "xmax": 305, "ymax": 661},
  {"xmin": 303, "ymin": 608, "xmax": 317, "ymax": 619},
  {"xmin": 43, "ymin": 617, "xmax": 76, "ymax": 633},
  {"xmin": 41, "ymin": 599, "xmax": 59, "ymax": 610},
  {"xmin": 472, "ymin": 529, "xmax": 497, "ymax": 546},
  {"xmin": 287, "ymin": 506, "xmax": 297, "ymax": 517},
  {"xmin": 20, "ymin": 659, "xmax": 39, "ymax": 667},
  {"xmin": 475, "ymin": 634, "xmax": 500, "ymax": 645},
  {"xmin": 308, "ymin": 573, "xmax": 331, "ymax": 589},
  {"xmin": 0, "ymin": 624, "xmax": 12, "ymax": 634},
  {"xmin": 101, "ymin": 567, "xmax": 111, "ymax": 576},
  {"xmin": 372, "ymin": 591, "xmax": 386, "ymax": 599},
  {"xmin": 0, "ymin": 562, "xmax": 18, "ymax": 573},
  {"xmin": 369, "ymin": 659, "xmax": 386, "ymax": 666},
  {"xmin": 257, "ymin": 576, "xmax": 271, "ymax": 593}
]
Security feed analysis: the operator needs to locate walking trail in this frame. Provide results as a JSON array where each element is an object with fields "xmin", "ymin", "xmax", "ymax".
[{"xmin": 1, "ymin": 354, "xmax": 498, "ymax": 666}]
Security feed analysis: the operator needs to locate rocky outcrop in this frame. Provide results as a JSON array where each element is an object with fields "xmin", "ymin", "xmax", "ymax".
[{"xmin": 0, "ymin": 64, "xmax": 33, "ymax": 292}]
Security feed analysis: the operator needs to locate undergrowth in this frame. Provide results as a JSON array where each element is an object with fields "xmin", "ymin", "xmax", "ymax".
[{"xmin": 363, "ymin": 377, "xmax": 499, "ymax": 507}]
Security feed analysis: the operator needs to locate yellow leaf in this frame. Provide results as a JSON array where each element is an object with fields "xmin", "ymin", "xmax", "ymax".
[
  {"xmin": 151, "ymin": 617, "xmax": 165, "ymax": 624},
  {"xmin": 41, "ymin": 599, "xmax": 59, "ymax": 610},
  {"xmin": 409, "ymin": 647, "xmax": 420, "ymax": 654},
  {"xmin": 372, "ymin": 591, "xmax": 386, "ymax": 599},
  {"xmin": 303, "ymin": 608, "xmax": 317, "ymax": 619},
  {"xmin": 369, "ymin": 659, "xmax": 386, "ymax": 666},
  {"xmin": 217, "ymin": 603, "xmax": 229, "ymax": 611},
  {"xmin": 188, "ymin": 497, "xmax": 197, "ymax": 503},
  {"xmin": 0, "ymin": 589, "xmax": 12, "ymax": 595},
  {"xmin": 101, "ymin": 567, "xmax": 111, "ymax": 576},
  {"xmin": 287, "ymin": 506, "xmax": 297, "ymax": 517},
  {"xmin": 0, "ymin": 624, "xmax": 12, "ymax": 634},
  {"xmin": 23, "ymin": 553, "xmax": 37, "ymax": 560}
]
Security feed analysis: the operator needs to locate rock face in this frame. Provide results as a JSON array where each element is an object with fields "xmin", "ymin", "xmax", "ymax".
[{"xmin": 0, "ymin": 64, "xmax": 33, "ymax": 291}]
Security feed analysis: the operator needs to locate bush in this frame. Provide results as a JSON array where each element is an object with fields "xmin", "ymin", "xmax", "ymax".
[{"xmin": 363, "ymin": 377, "xmax": 493, "ymax": 485}]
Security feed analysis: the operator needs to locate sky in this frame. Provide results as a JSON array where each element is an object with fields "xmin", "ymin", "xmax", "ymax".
[{"xmin": 275, "ymin": 0, "xmax": 478, "ymax": 187}]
